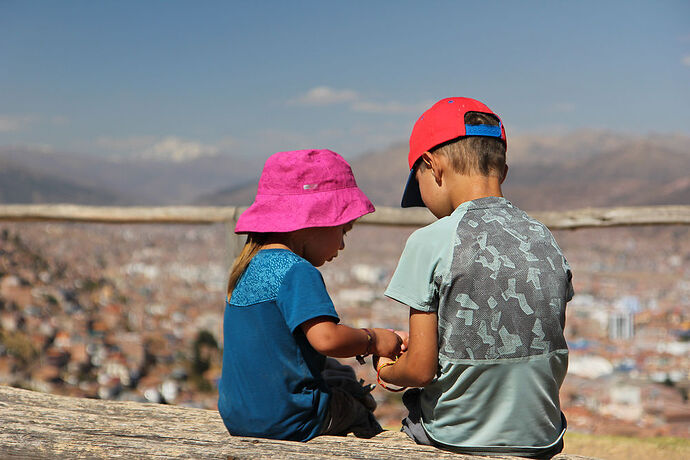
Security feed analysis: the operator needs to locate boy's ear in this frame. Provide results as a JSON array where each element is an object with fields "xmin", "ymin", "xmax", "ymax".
[
  {"xmin": 500, "ymin": 164, "xmax": 509, "ymax": 184},
  {"xmin": 424, "ymin": 153, "xmax": 443, "ymax": 185},
  {"xmin": 420, "ymin": 152, "xmax": 433, "ymax": 169}
]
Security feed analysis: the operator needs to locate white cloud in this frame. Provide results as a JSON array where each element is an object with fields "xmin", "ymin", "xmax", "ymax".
[
  {"xmin": 95, "ymin": 136, "xmax": 158, "ymax": 151},
  {"xmin": 0, "ymin": 114, "xmax": 36, "ymax": 132},
  {"xmin": 90, "ymin": 135, "xmax": 239, "ymax": 161},
  {"xmin": 291, "ymin": 86, "xmax": 360, "ymax": 106},
  {"xmin": 682, "ymin": 55, "xmax": 690, "ymax": 67},
  {"xmin": 140, "ymin": 137, "xmax": 219, "ymax": 162},
  {"xmin": 0, "ymin": 114, "xmax": 67, "ymax": 132},
  {"xmin": 290, "ymin": 86, "xmax": 428, "ymax": 115}
]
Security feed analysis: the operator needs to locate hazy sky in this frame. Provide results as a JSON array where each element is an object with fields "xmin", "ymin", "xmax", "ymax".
[{"xmin": 1, "ymin": 1, "xmax": 688, "ymax": 161}]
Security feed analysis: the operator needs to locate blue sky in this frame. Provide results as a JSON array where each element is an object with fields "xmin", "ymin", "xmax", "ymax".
[{"xmin": 1, "ymin": 0, "xmax": 688, "ymax": 161}]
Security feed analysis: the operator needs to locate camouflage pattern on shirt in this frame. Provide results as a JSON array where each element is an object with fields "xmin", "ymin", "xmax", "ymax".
[{"xmin": 437, "ymin": 199, "xmax": 573, "ymax": 362}]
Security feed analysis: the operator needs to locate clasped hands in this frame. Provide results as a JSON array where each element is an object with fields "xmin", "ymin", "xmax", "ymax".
[{"xmin": 373, "ymin": 329, "xmax": 409, "ymax": 369}]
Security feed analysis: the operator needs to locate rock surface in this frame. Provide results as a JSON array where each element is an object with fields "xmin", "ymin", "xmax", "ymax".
[{"xmin": 0, "ymin": 385, "xmax": 596, "ymax": 459}]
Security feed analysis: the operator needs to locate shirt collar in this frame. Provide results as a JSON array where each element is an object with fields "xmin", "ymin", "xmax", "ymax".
[{"xmin": 452, "ymin": 196, "xmax": 512, "ymax": 215}]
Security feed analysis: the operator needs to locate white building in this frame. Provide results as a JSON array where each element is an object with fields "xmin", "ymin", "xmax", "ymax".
[{"xmin": 609, "ymin": 310, "xmax": 634, "ymax": 340}]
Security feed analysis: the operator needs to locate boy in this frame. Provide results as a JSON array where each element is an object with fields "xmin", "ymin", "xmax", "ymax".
[{"xmin": 378, "ymin": 97, "xmax": 573, "ymax": 458}]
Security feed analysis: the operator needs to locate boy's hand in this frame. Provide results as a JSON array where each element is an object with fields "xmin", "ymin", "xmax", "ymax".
[
  {"xmin": 375, "ymin": 356, "xmax": 394, "ymax": 368},
  {"xmin": 372, "ymin": 328, "xmax": 403, "ymax": 359}
]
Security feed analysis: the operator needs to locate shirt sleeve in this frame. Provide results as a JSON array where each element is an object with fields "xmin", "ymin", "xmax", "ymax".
[
  {"xmin": 384, "ymin": 227, "xmax": 445, "ymax": 312},
  {"xmin": 277, "ymin": 261, "xmax": 340, "ymax": 333}
]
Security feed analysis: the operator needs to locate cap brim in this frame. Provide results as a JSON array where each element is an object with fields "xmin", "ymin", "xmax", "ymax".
[{"xmin": 401, "ymin": 169, "xmax": 425, "ymax": 208}]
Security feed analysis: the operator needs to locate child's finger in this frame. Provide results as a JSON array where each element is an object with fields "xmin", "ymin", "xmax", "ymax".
[{"xmin": 394, "ymin": 330, "xmax": 409, "ymax": 351}]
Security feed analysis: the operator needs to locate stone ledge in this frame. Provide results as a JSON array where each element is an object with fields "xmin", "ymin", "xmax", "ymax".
[{"xmin": 0, "ymin": 385, "xmax": 596, "ymax": 459}]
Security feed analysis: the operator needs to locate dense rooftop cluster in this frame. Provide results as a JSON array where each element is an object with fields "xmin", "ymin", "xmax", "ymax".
[
  {"xmin": 0, "ymin": 224, "xmax": 224, "ymax": 409},
  {"xmin": 0, "ymin": 222, "xmax": 688, "ymax": 438}
]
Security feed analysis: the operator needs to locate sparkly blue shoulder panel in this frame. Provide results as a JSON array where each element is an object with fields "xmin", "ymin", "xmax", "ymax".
[{"xmin": 230, "ymin": 249, "xmax": 307, "ymax": 307}]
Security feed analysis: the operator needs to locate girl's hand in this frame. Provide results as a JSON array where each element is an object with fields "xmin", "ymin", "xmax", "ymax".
[
  {"xmin": 394, "ymin": 330, "xmax": 409, "ymax": 352},
  {"xmin": 372, "ymin": 328, "xmax": 403, "ymax": 359}
]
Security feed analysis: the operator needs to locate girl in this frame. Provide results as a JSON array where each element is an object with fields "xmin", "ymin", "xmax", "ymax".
[{"xmin": 218, "ymin": 149, "xmax": 404, "ymax": 442}]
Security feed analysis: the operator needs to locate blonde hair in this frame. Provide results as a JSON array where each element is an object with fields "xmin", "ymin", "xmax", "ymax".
[
  {"xmin": 226, "ymin": 221, "xmax": 357, "ymax": 299},
  {"xmin": 226, "ymin": 233, "xmax": 268, "ymax": 299}
]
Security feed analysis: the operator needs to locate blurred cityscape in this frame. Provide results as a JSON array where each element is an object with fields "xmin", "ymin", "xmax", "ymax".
[{"xmin": 0, "ymin": 221, "xmax": 688, "ymax": 439}]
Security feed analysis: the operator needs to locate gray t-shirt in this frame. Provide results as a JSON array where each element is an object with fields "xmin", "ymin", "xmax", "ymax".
[{"xmin": 385, "ymin": 197, "xmax": 573, "ymax": 451}]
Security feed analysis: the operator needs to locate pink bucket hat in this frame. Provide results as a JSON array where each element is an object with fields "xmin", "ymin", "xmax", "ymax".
[{"xmin": 235, "ymin": 149, "xmax": 375, "ymax": 233}]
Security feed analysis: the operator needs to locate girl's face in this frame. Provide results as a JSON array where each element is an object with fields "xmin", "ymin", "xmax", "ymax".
[{"xmin": 300, "ymin": 222, "xmax": 353, "ymax": 267}]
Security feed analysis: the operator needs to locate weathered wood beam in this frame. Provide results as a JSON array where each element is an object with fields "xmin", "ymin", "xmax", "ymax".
[
  {"xmin": 362, "ymin": 205, "xmax": 690, "ymax": 229},
  {"xmin": 0, "ymin": 385, "xmax": 594, "ymax": 460},
  {"xmin": 0, "ymin": 204, "xmax": 244, "ymax": 224},
  {"xmin": 0, "ymin": 204, "xmax": 689, "ymax": 229},
  {"xmin": 529, "ymin": 205, "xmax": 690, "ymax": 230}
]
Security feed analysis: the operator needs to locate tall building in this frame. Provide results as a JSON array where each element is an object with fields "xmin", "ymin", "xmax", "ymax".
[{"xmin": 609, "ymin": 310, "xmax": 635, "ymax": 340}]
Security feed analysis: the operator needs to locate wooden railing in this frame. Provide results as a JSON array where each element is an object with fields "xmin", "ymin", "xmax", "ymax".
[
  {"xmin": 1, "ymin": 203, "xmax": 689, "ymax": 228},
  {"xmin": 2, "ymin": 204, "xmax": 689, "ymax": 264}
]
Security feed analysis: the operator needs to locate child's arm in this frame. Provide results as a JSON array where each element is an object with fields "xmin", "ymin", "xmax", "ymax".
[
  {"xmin": 377, "ymin": 308, "xmax": 438, "ymax": 387},
  {"xmin": 301, "ymin": 317, "xmax": 402, "ymax": 359}
]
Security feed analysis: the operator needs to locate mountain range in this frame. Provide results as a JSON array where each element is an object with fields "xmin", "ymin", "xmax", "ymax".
[
  {"xmin": 201, "ymin": 131, "xmax": 690, "ymax": 211},
  {"xmin": 0, "ymin": 146, "xmax": 264, "ymax": 206},
  {"xmin": 1, "ymin": 131, "xmax": 688, "ymax": 212}
]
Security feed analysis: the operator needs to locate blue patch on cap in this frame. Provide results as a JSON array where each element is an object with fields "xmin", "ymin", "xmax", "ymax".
[{"xmin": 465, "ymin": 123, "xmax": 502, "ymax": 138}]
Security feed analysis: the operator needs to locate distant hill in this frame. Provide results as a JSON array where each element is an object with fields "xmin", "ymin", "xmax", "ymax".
[
  {"xmin": 0, "ymin": 147, "xmax": 263, "ymax": 205},
  {"xmin": 195, "ymin": 142, "xmax": 411, "ymax": 207},
  {"xmin": 194, "ymin": 180, "xmax": 259, "ymax": 207},
  {"xmin": 0, "ymin": 158, "xmax": 123, "ymax": 205},
  {"xmin": 2, "ymin": 131, "xmax": 688, "ymax": 210},
  {"xmin": 199, "ymin": 131, "xmax": 690, "ymax": 211},
  {"xmin": 504, "ymin": 135, "xmax": 690, "ymax": 210}
]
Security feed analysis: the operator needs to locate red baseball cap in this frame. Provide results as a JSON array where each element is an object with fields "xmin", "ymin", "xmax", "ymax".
[{"xmin": 401, "ymin": 97, "xmax": 507, "ymax": 207}]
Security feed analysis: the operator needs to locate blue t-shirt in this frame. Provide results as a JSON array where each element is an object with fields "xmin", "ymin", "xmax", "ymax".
[{"xmin": 218, "ymin": 249, "xmax": 339, "ymax": 441}]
